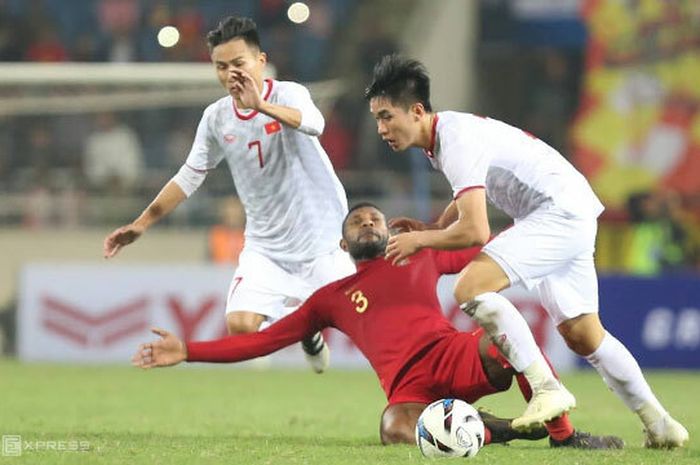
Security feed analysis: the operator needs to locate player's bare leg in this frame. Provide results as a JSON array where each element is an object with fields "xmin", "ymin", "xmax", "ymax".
[
  {"xmin": 226, "ymin": 311, "xmax": 266, "ymax": 334},
  {"xmin": 380, "ymin": 402, "xmax": 547, "ymax": 446},
  {"xmin": 455, "ymin": 253, "xmax": 575, "ymax": 431},
  {"xmin": 380, "ymin": 403, "xmax": 426, "ymax": 444},
  {"xmin": 559, "ymin": 313, "xmax": 689, "ymax": 448},
  {"xmin": 225, "ymin": 311, "xmax": 271, "ymax": 369}
]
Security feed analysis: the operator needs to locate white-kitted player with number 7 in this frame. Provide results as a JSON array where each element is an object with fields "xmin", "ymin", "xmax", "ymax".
[{"xmin": 103, "ymin": 15, "xmax": 354, "ymax": 372}]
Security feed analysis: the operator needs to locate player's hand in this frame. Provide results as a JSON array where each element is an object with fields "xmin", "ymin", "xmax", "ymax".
[
  {"xmin": 385, "ymin": 231, "xmax": 424, "ymax": 265},
  {"xmin": 103, "ymin": 224, "xmax": 144, "ymax": 258},
  {"xmin": 132, "ymin": 328, "xmax": 187, "ymax": 369},
  {"xmin": 230, "ymin": 69, "xmax": 262, "ymax": 110},
  {"xmin": 388, "ymin": 217, "xmax": 432, "ymax": 233}
]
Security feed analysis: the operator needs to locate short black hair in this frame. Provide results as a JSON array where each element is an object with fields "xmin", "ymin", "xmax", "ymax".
[
  {"xmin": 342, "ymin": 202, "xmax": 382, "ymax": 236},
  {"xmin": 207, "ymin": 16, "xmax": 261, "ymax": 51},
  {"xmin": 364, "ymin": 54, "xmax": 432, "ymax": 111}
]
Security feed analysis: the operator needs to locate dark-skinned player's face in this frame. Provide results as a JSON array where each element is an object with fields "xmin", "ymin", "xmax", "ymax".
[
  {"xmin": 341, "ymin": 207, "xmax": 389, "ymax": 261},
  {"xmin": 211, "ymin": 38, "xmax": 266, "ymax": 97},
  {"xmin": 369, "ymin": 97, "xmax": 423, "ymax": 152}
]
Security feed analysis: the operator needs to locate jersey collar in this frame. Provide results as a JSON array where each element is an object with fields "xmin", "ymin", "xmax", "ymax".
[
  {"xmin": 232, "ymin": 79, "xmax": 274, "ymax": 121},
  {"xmin": 355, "ymin": 256, "xmax": 384, "ymax": 272},
  {"xmin": 422, "ymin": 113, "xmax": 439, "ymax": 159}
]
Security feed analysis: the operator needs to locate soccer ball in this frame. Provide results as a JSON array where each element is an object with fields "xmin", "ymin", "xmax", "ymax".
[{"xmin": 415, "ymin": 399, "xmax": 485, "ymax": 458}]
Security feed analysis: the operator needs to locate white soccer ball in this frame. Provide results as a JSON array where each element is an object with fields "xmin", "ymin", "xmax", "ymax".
[{"xmin": 415, "ymin": 399, "xmax": 485, "ymax": 458}]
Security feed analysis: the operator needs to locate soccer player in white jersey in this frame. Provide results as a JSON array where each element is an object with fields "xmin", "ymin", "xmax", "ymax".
[
  {"xmin": 103, "ymin": 16, "xmax": 355, "ymax": 372},
  {"xmin": 365, "ymin": 55, "xmax": 688, "ymax": 448}
]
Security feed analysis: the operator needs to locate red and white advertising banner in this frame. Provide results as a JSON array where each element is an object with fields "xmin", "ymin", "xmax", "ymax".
[{"xmin": 18, "ymin": 264, "xmax": 574, "ymax": 370}]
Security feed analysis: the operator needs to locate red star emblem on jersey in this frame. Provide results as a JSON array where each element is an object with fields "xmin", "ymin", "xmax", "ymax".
[{"xmin": 265, "ymin": 121, "xmax": 282, "ymax": 135}]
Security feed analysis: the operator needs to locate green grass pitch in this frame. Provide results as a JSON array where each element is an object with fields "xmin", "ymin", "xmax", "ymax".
[{"xmin": 0, "ymin": 359, "xmax": 697, "ymax": 464}]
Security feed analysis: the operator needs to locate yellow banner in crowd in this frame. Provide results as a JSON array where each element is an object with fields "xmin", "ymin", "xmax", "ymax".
[{"xmin": 572, "ymin": 0, "xmax": 700, "ymax": 209}]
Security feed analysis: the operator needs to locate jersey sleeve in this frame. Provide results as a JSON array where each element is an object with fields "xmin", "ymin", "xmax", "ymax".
[
  {"xmin": 186, "ymin": 292, "xmax": 328, "ymax": 363},
  {"xmin": 432, "ymin": 246, "xmax": 482, "ymax": 275},
  {"xmin": 183, "ymin": 103, "xmax": 224, "ymax": 171},
  {"xmin": 277, "ymin": 82, "xmax": 325, "ymax": 137},
  {"xmin": 439, "ymin": 127, "xmax": 490, "ymax": 199}
]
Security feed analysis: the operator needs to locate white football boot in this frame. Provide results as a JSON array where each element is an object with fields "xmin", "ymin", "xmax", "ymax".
[{"xmin": 512, "ymin": 382, "xmax": 576, "ymax": 431}]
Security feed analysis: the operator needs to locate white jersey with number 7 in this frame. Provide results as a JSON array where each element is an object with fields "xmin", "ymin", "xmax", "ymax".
[{"xmin": 180, "ymin": 79, "xmax": 348, "ymax": 262}]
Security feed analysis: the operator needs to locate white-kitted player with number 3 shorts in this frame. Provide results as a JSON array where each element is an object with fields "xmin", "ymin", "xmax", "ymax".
[
  {"xmin": 103, "ymin": 16, "xmax": 355, "ymax": 373},
  {"xmin": 365, "ymin": 54, "xmax": 688, "ymax": 448}
]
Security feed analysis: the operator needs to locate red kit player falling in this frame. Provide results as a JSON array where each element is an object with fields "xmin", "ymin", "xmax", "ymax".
[{"xmin": 132, "ymin": 204, "xmax": 621, "ymax": 449}]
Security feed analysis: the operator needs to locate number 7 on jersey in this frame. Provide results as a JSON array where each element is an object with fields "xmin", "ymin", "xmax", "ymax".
[{"xmin": 248, "ymin": 140, "xmax": 264, "ymax": 168}]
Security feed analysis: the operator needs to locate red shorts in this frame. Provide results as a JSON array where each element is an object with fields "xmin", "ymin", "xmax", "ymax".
[{"xmin": 387, "ymin": 329, "xmax": 505, "ymax": 405}]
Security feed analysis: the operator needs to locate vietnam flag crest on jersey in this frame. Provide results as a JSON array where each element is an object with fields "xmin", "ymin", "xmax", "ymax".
[{"xmin": 265, "ymin": 120, "xmax": 281, "ymax": 135}]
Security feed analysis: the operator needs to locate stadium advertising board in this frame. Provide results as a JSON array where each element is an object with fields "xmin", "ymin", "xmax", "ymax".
[{"xmin": 595, "ymin": 275, "xmax": 700, "ymax": 369}]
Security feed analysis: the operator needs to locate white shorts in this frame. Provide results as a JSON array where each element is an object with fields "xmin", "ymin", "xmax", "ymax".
[
  {"xmin": 482, "ymin": 205, "xmax": 600, "ymax": 325},
  {"xmin": 225, "ymin": 247, "xmax": 356, "ymax": 322}
]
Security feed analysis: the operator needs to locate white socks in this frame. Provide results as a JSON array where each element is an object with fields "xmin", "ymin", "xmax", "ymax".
[
  {"xmin": 461, "ymin": 292, "xmax": 558, "ymax": 389},
  {"xmin": 586, "ymin": 331, "xmax": 666, "ymax": 421}
]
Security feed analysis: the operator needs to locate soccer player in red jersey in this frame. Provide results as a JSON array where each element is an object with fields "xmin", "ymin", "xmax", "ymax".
[{"xmin": 132, "ymin": 204, "xmax": 622, "ymax": 449}]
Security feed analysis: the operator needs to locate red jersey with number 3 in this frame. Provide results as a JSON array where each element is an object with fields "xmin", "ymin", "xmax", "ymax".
[{"xmin": 187, "ymin": 247, "xmax": 480, "ymax": 397}]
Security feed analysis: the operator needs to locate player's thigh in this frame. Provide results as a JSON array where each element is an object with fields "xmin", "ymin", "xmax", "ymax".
[
  {"xmin": 443, "ymin": 332, "xmax": 507, "ymax": 402},
  {"xmin": 537, "ymin": 253, "xmax": 600, "ymax": 327},
  {"xmin": 453, "ymin": 253, "xmax": 511, "ymax": 303},
  {"xmin": 380, "ymin": 403, "xmax": 426, "ymax": 445},
  {"xmin": 304, "ymin": 248, "xmax": 356, "ymax": 289},
  {"xmin": 225, "ymin": 249, "xmax": 308, "ymax": 325},
  {"xmin": 481, "ymin": 207, "xmax": 597, "ymax": 290}
]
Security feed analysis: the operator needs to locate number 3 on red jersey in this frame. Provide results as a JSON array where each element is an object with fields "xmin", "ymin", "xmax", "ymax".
[{"xmin": 350, "ymin": 290, "xmax": 368, "ymax": 313}]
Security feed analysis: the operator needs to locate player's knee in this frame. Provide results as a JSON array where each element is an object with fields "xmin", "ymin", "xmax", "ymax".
[
  {"xmin": 478, "ymin": 336, "xmax": 514, "ymax": 391},
  {"xmin": 558, "ymin": 314, "xmax": 605, "ymax": 356},
  {"xmin": 380, "ymin": 415, "xmax": 415, "ymax": 445},
  {"xmin": 226, "ymin": 312, "xmax": 264, "ymax": 335},
  {"xmin": 453, "ymin": 272, "xmax": 482, "ymax": 303},
  {"xmin": 380, "ymin": 405, "xmax": 422, "ymax": 445}
]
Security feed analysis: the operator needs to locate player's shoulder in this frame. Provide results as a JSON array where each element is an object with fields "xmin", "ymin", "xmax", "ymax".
[
  {"xmin": 200, "ymin": 95, "xmax": 231, "ymax": 120},
  {"xmin": 270, "ymin": 79, "xmax": 310, "ymax": 97},
  {"xmin": 436, "ymin": 111, "xmax": 486, "ymax": 150},
  {"xmin": 438, "ymin": 111, "xmax": 485, "ymax": 131}
]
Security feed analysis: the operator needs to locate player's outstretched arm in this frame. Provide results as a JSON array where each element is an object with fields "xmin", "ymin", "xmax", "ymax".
[
  {"xmin": 103, "ymin": 180, "xmax": 187, "ymax": 258},
  {"xmin": 132, "ymin": 328, "xmax": 187, "ymax": 369}
]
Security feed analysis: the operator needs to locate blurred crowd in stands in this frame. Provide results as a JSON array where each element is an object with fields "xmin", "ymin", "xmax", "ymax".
[{"xmin": 0, "ymin": 0, "xmax": 698, "ymax": 274}]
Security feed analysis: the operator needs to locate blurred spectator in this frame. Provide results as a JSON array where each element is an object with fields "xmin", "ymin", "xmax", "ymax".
[
  {"xmin": 83, "ymin": 112, "xmax": 144, "ymax": 192},
  {"xmin": 208, "ymin": 196, "xmax": 246, "ymax": 265},
  {"xmin": 170, "ymin": 2, "xmax": 207, "ymax": 61},
  {"xmin": 98, "ymin": 0, "xmax": 140, "ymax": 62},
  {"xmin": 24, "ymin": 27, "xmax": 68, "ymax": 62},
  {"xmin": 624, "ymin": 191, "xmax": 697, "ymax": 275}
]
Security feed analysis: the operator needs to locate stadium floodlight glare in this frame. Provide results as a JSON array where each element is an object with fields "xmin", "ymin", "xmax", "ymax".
[
  {"xmin": 287, "ymin": 2, "xmax": 310, "ymax": 24},
  {"xmin": 157, "ymin": 26, "xmax": 180, "ymax": 48}
]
